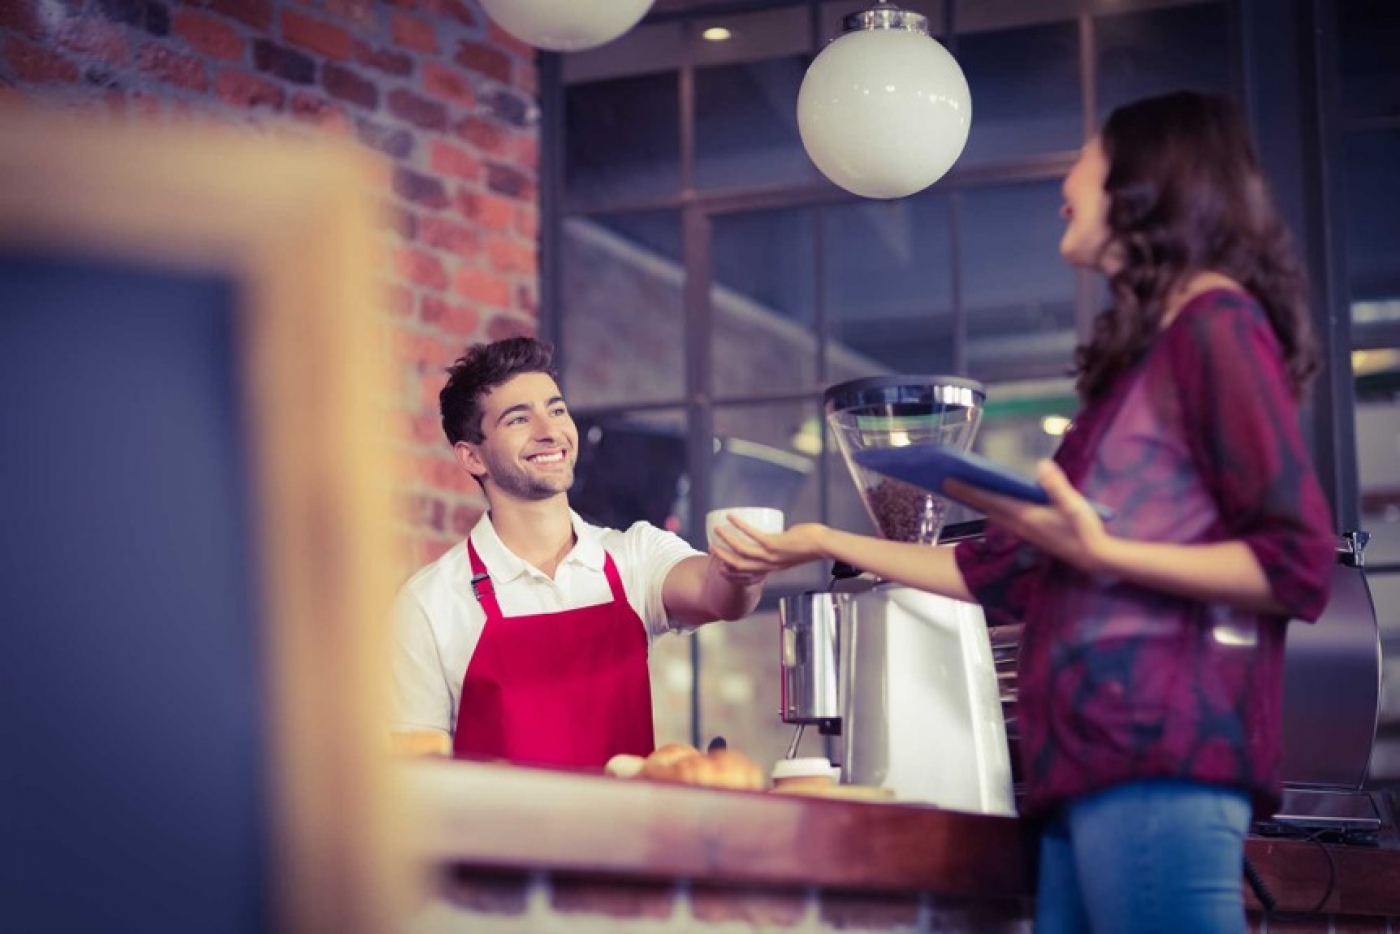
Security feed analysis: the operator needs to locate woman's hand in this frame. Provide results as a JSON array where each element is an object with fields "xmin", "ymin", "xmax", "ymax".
[
  {"xmin": 709, "ymin": 518, "xmax": 832, "ymax": 575},
  {"xmin": 947, "ymin": 460, "xmax": 1114, "ymax": 574}
]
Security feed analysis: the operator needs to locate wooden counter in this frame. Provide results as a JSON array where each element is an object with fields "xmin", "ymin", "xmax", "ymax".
[{"xmin": 397, "ymin": 760, "xmax": 1400, "ymax": 932}]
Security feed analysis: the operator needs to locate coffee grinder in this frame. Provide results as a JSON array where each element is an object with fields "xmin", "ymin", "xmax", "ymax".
[{"xmin": 778, "ymin": 376, "xmax": 1015, "ymax": 815}]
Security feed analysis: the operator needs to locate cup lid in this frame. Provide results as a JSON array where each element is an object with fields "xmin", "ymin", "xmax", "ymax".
[{"xmin": 771, "ymin": 757, "xmax": 834, "ymax": 780}]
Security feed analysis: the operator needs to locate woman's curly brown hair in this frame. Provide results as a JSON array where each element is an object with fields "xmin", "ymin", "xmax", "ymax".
[{"xmin": 1074, "ymin": 91, "xmax": 1319, "ymax": 401}]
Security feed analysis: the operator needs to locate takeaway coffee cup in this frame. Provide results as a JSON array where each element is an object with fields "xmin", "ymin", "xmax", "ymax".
[{"xmin": 705, "ymin": 507, "xmax": 784, "ymax": 550}]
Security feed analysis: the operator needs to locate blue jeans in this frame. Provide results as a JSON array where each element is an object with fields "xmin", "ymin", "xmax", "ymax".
[{"xmin": 1034, "ymin": 779, "xmax": 1253, "ymax": 934}]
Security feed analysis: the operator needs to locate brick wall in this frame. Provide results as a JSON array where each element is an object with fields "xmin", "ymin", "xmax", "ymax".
[
  {"xmin": 0, "ymin": 0, "xmax": 538, "ymax": 575},
  {"xmin": 415, "ymin": 868, "xmax": 1400, "ymax": 933}
]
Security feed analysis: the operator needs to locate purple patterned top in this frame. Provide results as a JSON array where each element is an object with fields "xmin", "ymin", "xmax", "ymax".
[{"xmin": 956, "ymin": 289, "xmax": 1335, "ymax": 818}]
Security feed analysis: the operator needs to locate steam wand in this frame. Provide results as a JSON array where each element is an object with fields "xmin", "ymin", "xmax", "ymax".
[{"xmin": 785, "ymin": 723, "xmax": 805, "ymax": 759}]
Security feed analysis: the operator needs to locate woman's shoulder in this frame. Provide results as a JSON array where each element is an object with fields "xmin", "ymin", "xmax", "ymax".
[{"xmin": 1165, "ymin": 285, "xmax": 1274, "ymax": 351}]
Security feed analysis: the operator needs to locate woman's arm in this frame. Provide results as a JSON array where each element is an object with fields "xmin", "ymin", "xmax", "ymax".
[
  {"xmin": 711, "ymin": 520, "xmax": 975, "ymax": 604},
  {"xmin": 953, "ymin": 461, "xmax": 1289, "ymax": 615}
]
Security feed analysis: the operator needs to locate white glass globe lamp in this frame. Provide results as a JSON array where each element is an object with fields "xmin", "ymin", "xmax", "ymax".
[
  {"xmin": 797, "ymin": 3, "xmax": 972, "ymax": 199},
  {"xmin": 478, "ymin": 0, "xmax": 655, "ymax": 52}
]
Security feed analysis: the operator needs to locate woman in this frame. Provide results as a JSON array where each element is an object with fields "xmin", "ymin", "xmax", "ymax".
[{"xmin": 714, "ymin": 91, "xmax": 1335, "ymax": 933}]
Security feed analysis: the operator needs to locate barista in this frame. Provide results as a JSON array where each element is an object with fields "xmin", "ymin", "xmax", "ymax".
[{"xmin": 389, "ymin": 336, "xmax": 767, "ymax": 768}]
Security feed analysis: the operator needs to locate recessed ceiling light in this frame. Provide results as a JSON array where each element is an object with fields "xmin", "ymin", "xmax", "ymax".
[{"xmin": 702, "ymin": 26, "xmax": 732, "ymax": 41}]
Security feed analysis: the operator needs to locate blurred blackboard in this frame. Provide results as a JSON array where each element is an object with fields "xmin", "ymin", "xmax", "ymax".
[{"xmin": 0, "ymin": 253, "xmax": 269, "ymax": 933}]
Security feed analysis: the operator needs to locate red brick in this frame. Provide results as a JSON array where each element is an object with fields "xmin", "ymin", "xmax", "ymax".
[
  {"xmin": 427, "ymin": 138, "xmax": 481, "ymax": 182},
  {"xmin": 485, "ymin": 20, "xmax": 533, "ymax": 59},
  {"xmin": 173, "ymin": 9, "xmax": 245, "ymax": 61},
  {"xmin": 449, "ymin": 502, "xmax": 483, "ymax": 535},
  {"xmin": 515, "ymin": 282, "xmax": 538, "ymax": 318},
  {"xmin": 550, "ymin": 876, "xmax": 677, "ymax": 919},
  {"xmin": 516, "ymin": 204, "xmax": 538, "ymax": 241},
  {"xmin": 322, "ymin": 61, "xmax": 378, "ymax": 110},
  {"xmin": 486, "ymin": 236, "xmax": 535, "ymax": 276},
  {"xmin": 4, "ymin": 37, "xmax": 80, "ymax": 84},
  {"xmin": 424, "ymin": 0, "xmax": 475, "ymax": 27},
  {"xmin": 389, "ymin": 12, "xmax": 435, "ymax": 53},
  {"xmin": 384, "ymin": 0, "xmax": 419, "ymax": 8},
  {"xmin": 818, "ymin": 890, "xmax": 920, "ymax": 929},
  {"xmin": 454, "ymin": 39, "xmax": 509, "ymax": 84},
  {"xmin": 391, "ymin": 328, "xmax": 449, "ymax": 371},
  {"xmin": 486, "ymin": 314, "xmax": 536, "ymax": 341},
  {"xmin": 384, "ymin": 283, "xmax": 414, "ymax": 319},
  {"xmin": 210, "ymin": 0, "xmax": 272, "ymax": 32},
  {"xmin": 513, "ymin": 134, "xmax": 540, "ymax": 171},
  {"xmin": 136, "ymin": 44, "xmax": 209, "ymax": 93},
  {"xmin": 395, "ymin": 247, "xmax": 450, "ymax": 291},
  {"xmin": 420, "ymin": 294, "xmax": 481, "ymax": 335},
  {"xmin": 353, "ymin": 39, "xmax": 413, "ymax": 77},
  {"xmin": 54, "ymin": 17, "xmax": 129, "ymax": 66},
  {"xmin": 388, "ymin": 87, "xmax": 447, "ymax": 130},
  {"xmin": 422, "ymin": 62, "xmax": 473, "ymax": 108},
  {"xmin": 485, "ymin": 161, "xmax": 534, "ymax": 201},
  {"xmin": 393, "ymin": 167, "xmax": 449, "ymax": 210},
  {"xmin": 325, "ymin": 0, "xmax": 379, "ymax": 31},
  {"xmin": 454, "ymin": 114, "xmax": 508, "ymax": 156},
  {"xmin": 690, "ymin": 886, "xmax": 808, "ymax": 926},
  {"xmin": 403, "ymin": 491, "xmax": 446, "ymax": 530},
  {"xmin": 419, "ymin": 216, "xmax": 480, "ymax": 260},
  {"xmin": 455, "ymin": 190, "xmax": 516, "ymax": 232},
  {"xmin": 289, "ymin": 91, "xmax": 351, "ymax": 133},
  {"xmin": 454, "ymin": 267, "xmax": 512, "ymax": 308},
  {"xmin": 283, "ymin": 9, "xmax": 353, "ymax": 61},
  {"xmin": 216, "ymin": 69, "xmax": 286, "ymax": 111}
]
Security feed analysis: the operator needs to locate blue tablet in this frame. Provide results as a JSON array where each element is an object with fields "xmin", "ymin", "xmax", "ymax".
[{"xmin": 852, "ymin": 444, "xmax": 1115, "ymax": 521}]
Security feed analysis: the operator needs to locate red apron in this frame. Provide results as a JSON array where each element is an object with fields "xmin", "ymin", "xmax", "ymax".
[{"xmin": 453, "ymin": 540, "xmax": 656, "ymax": 769}]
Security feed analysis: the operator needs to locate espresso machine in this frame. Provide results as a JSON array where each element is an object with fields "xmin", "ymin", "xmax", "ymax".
[{"xmin": 779, "ymin": 376, "xmax": 1015, "ymax": 816}]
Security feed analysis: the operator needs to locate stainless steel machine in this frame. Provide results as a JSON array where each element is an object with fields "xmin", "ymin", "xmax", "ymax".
[{"xmin": 778, "ymin": 376, "xmax": 1016, "ymax": 816}]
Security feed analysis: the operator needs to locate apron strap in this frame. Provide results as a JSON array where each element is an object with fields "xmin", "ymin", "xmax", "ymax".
[
  {"xmin": 465, "ymin": 540, "xmax": 502, "ymax": 620},
  {"xmin": 467, "ymin": 537, "xmax": 630, "ymax": 616}
]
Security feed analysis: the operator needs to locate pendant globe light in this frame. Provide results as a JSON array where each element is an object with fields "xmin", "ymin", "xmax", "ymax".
[
  {"xmin": 478, "ymin": 0, "xmax": 655, "ymax": 52},
  {"xmin": 797, "ymin": 2, "xmax": 972, "ymax": 200}
]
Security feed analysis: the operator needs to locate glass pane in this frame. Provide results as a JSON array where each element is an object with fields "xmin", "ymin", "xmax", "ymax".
[
  {"xmin": 571, "ymin": 409, "xmax": 688, "ymax": 533},
  {"xmin": 712, "ymin": 402, "xmax": 825, "ymax": 593},
  {"xmin": 958, "ymin": 20, "xmax": 1082, "ymax": 165},
  {"xmin": 1337, "ymin": 0, "xmax": 1400, "ymax": 123},
  {"xmin": 695, "ymin": 56, "xmax": 820, "ymax": 192},
  {"xmin": 1345, "ymin": 129, "xmax": 1400, "ymax": 335},
  {"xmin": 711, "ymin": 208, "xmax": 818, "ymax": 393},
  {"xmin": 1095, "ymin": 2, "xmax": 1231, "ymax": 122},
  {"xmin": 561, "ymin": 211, "xmax": 685, "ymax": 406},
  {"xmin": 960, "ymin": 181, "xmax": 1078, "ymax": 383},
  {"xmin": 825, "ymin": 194, "xmax": 956, "ymax": 376},
  {"xmin": 565, "ymin": 72, "xmax": 679, "ymax": 205}
]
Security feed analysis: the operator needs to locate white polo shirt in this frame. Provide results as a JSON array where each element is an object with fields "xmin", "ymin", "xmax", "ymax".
[{"xmin": 390, "ymin": 509, "xmax": 701, "ymax": 737}]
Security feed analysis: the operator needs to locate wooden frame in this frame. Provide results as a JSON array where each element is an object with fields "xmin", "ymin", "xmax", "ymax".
[{"xmin": 0, "ymin": 105, "xmax": 406, "ymax": 934}]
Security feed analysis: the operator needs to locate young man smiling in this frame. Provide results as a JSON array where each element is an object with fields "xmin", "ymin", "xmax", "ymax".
[{"xmin": 389, "ymin": 336, "xmax": 767, "ymax": 767}]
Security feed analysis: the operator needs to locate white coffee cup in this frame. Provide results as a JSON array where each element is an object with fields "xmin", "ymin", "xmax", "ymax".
[{"xmin": 705, "ymin": 506, "xmax": 784, "ymax": 550}]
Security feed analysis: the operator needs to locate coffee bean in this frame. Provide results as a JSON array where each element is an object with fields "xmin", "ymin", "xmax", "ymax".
[{"xmin": 866, "ymin": 479, "xmax": 948, "ymax": 543}]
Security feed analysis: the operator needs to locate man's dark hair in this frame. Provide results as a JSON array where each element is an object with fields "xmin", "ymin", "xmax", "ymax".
[{"xmin": 439, "ymin": 336, "xmax": 559, "ymax": 445}]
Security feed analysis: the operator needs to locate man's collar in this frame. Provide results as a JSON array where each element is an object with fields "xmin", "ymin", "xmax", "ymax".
[{"xmin": 468, "ymin": 508, "xmax": 605, "ymax": 580}]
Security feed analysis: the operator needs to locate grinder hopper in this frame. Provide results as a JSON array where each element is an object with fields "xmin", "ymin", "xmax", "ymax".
[{"xmin": 825, "ymin": 376, "xmax": 985, "ymax": 545}]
